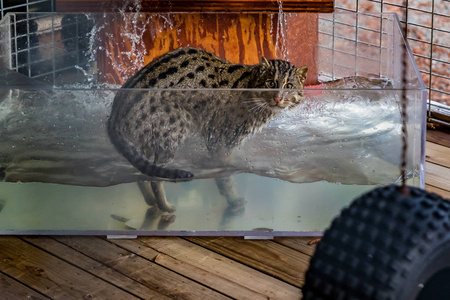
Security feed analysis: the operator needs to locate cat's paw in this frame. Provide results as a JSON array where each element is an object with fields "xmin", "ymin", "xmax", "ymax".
[
  {"xmin": 227, "ymin": 197, "xmax": 246, "ymax": 213},
  {"xmin": 158, "ymin": 214, "xmax": 176, "ymax": 230},
  {"xmin": 159, "ymin": 202, "xmax": 176, "ymax": 213},
  {"xmin": 161, "ymin": 214, "xmax": 176, "ymax": 223}
]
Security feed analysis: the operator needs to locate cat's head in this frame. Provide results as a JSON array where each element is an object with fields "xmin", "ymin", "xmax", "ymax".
[{"xmin": 250, "ymin": 57, "xmax": 308, "ymax": 111}]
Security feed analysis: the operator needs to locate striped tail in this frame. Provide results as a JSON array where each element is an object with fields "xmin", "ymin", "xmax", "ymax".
[{"xmin": 107, "ymin": 121, "xmax": 193, "ymax": 180}]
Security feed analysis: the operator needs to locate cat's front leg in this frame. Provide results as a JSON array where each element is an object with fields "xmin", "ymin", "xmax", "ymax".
[
  {"xmin": 141, "ymin": 207, "xmax": 176, "ymax": 230},
  {"xmin": 151, "ymin": 181, "xmax": 176, "ymax": 213},
  {"xmin": 138, "ymin": 181, "xmax": 176, "ymax": 213},
  {"xmin": 137, "ymin": 181, "xmax": 157, "ymax": 207},
  {"xmin": 215, "ymin": 176, "xmax": 245, "ymax": 211}
]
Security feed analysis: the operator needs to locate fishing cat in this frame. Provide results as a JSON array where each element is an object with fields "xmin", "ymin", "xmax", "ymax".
[{"xmin": 108, "ymin": 47, "xmax": 308, "ymax": 212}]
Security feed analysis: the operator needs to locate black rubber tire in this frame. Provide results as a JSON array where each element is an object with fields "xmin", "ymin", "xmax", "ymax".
[{"xmin": 302, "ymin": 185, "xmax": 450, "ymax": 300}]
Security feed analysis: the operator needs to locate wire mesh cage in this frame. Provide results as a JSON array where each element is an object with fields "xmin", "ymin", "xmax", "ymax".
[
  {"xmin": 318, "ymin": 13, "xmax": 399, "ymax": 81},
  {"xmin": 336, "ymin": 0, "xmax": 450, "ymax": 125},
  {"xmin": 0, "ymin": 0, "xmax": 59, "ymax": 79},
  {"xmin": 4, "ymin": 13, "xmax": 94, "ymax": 82},
  {"xmin": 0, "ymin": 0, "xmax": 54, "ymax": 18}
]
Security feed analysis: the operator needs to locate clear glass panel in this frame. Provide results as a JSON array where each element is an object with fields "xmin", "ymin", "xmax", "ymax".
[
  {"xmin": 335, "ymin": 0, "xmax": 450, "ymax": 119},
  {"xmin": 0, "ymin": 12, "xmax": 426, "ymax": 235}
]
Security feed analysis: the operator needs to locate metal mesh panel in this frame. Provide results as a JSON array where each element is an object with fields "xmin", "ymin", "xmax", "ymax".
[
  {"xmin": 0, "ymin": 1, "xmax": 56, "ymax": 78},
  {"xmin": 317, "ymin": 13, "xmax": 397, "ymax": 81},
  {"xmin": 336, "ymin": 0, "xmax": 450, "ymax": 124},
  {"xmin": 0, "ymin": 0, "xmax": 54, "ymax": 18},
  {"xmin": 4, "ymin": 13, "xmax": 95, "ymax": 84}
]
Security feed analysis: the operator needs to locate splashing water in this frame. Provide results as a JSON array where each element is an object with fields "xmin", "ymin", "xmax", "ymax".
[
  {"xmin": 74, "ymin": 0, "xmax": 152, "ymax": 85},
  {"xmin": 0, "ymin": 76, "xmax": 417, "ymax": 187},
  {"xmin": 116, "ymin": 0, "xmax": 151, "ymax": 77},
  {"xmin": 275, "ymin": 0, "xmax": 287, "ymax": 59},
  {"xmin": 67, "ymin": 13, "xmax": 104, "ymax": 87}
]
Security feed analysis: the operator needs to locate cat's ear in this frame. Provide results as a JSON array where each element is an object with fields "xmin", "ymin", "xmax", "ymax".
[
  {"xmin": 295, "ymin": 66, "xmax": 309, "ymax": 81},
  {"xmin": 260, "ymin": 57, "xmax": 271, "ymax": 68}
]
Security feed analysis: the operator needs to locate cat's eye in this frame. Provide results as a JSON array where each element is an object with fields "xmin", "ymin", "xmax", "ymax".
[
  {"xmin": 267, "ymin": 81, "xmax": 277, "ymax": 88},
  {"xmin": 285, "ymin": 83, "xmax": 294, "ymax": 89}
]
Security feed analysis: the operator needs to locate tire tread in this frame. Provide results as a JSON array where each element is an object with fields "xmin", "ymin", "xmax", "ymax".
[{"xmin": 302, "ymin": 185, "xmax": 450, "ymax": 300}]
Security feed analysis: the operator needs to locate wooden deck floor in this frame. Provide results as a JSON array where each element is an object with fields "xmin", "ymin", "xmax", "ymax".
[{"xmin": 1, "ymin": 129, "xmax": 449, "ymax": 300}]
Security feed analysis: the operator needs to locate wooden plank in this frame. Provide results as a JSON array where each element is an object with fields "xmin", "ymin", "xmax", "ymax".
[
  {"xmin": 427, "ymin": 129, "xmax": 450, "ymax": 148},
  {"xmin": 0, "ymin": 237, "xmax": 139, "ymax": 300},
  {"xmin": 426, "ymin": 162, "xmax": 450, "ymax": 192},
  {"xmin": 426, "ymin": 141, "xmax": 450, "ymax": 168},
  {"xmin": 0, "ymin": 271, "xmax": 50, "ymax": 300},
  {"xmin": 187, "ymin": 237, "xmax": 310, "ymax": 287},
  {"xmin": 56, "ymin": 0, "xmax": 334, "ymax": 13},
  {"xmin": 23, "ymin": 236, "xmax": 171, "ymax": 300},
  {"xmin": 426, "ymin": 184, "xmax": 450, "ymax": 199},
  {"xmin": 54, "ymin": 236, "xmax": 231, "ymax": 300},
  {"xmin": 274, "ymin": 237, "xmax": 318, "ymax": 257},
  {"xmin": 111, "ymin": 236, "xmax": 301, "ymax": 300}
]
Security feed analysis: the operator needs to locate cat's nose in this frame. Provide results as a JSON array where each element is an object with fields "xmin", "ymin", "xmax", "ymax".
[{"xmin": 274, "ymin": 97, "xmax": 282, "ymax": 103}]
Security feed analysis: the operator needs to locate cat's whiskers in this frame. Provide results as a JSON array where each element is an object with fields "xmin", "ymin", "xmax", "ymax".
[
  {"xmin": 248, "ymin": 103, "xmax": 261, "ymax": 112},
  {"xmin": 248, "ymin": 104, "xmax": 262, "ymax": 113},
  {"xmin": 249, "ymin": 101, "xmax": 268, "ymax": 113},
  {"xmin": 247, "ymin": 98, "xmax": 264, "ymax": 105},
  {"xmin": 243, "ymin": 98, "xmax": 267, "ymax": 113},
  {"xmin": 243, "ymin": 98, "xmax": 265, "ymax": 104},
  {"xmin": 259, "ymin": 102, "xmax": 269, "ymax": 113}
]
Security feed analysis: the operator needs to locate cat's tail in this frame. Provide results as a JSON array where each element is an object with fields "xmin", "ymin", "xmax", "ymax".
[{"xmin": 108, "ymin": 122, "xmax": 194, "ymax": 181}]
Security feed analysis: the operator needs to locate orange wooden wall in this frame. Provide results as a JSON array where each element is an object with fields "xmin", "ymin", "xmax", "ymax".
[
  {"xmin": 56, "ymin": 1, "xmax": 327, "ymax": 85},
  {"xmin": 98, "ymin": 13, "xmax": 319, "ymax": 85}
]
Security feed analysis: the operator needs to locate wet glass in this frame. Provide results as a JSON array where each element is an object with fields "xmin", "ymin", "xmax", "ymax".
[{"xmin": 0, "ymin": 12, "xmax": 426, "ymax": 235}]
